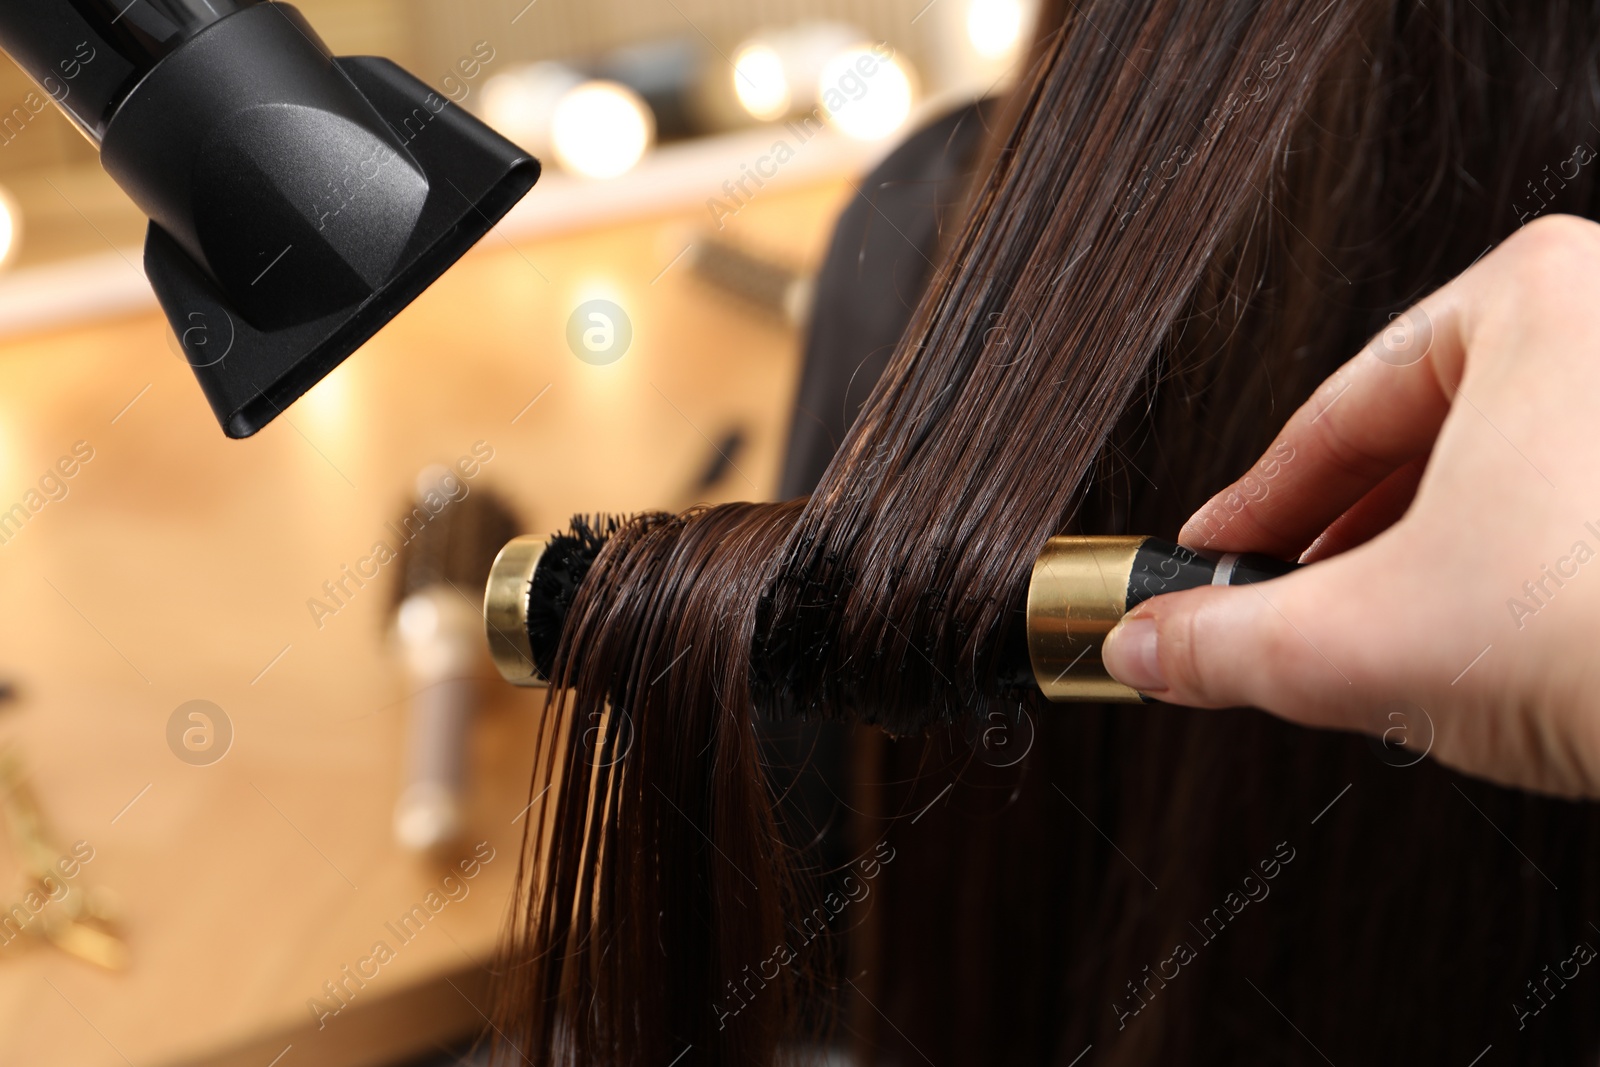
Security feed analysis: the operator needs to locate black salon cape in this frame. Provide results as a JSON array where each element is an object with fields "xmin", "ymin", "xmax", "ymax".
[{"xmin": 778, "ymin": 99, "xmax": 995, "ymax": 498}]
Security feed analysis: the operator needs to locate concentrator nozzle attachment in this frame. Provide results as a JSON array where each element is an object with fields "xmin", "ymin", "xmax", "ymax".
[
  {"xmin": 483, "ymin": 525, "xmax": 1299, "ymax": 703},
  {"xmin": 0, "ymin": 2, "xmax": 541, "ymax": 438}
]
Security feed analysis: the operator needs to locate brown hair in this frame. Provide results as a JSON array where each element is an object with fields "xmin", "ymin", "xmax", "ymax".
[{"xmin": 493, "ymin": 0, "xmax": 1600, "ymax": 1063}]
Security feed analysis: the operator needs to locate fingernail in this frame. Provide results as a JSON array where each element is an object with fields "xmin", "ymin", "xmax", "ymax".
[{"xmin": 1104, "ymin": 617, "xmax": 1167, "ymax": 693}]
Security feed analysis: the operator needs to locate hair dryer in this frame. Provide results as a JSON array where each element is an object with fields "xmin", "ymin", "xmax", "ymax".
[{"xmin": 0, "ymin": 1, "xmax": 540, "ymax": 438}]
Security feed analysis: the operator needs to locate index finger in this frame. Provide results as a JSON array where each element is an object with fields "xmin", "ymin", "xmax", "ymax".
[{"xmin": 1178, "ymin": 279, "xmax": 1470, "ymax": 556}]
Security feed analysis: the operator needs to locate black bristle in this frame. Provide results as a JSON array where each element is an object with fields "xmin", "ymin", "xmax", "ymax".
[
  {"xmin": 527, "ymin": 514, "xmax": 623, "ymax": 680},
  {"xmin": 391, "ymin": 482, "xmax": 522, "ymax": 615}
]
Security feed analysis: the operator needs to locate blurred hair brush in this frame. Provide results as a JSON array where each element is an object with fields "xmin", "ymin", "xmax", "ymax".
[{"xmin": 389, "ymin": 467, "xmax": 520, "ymax": 853}]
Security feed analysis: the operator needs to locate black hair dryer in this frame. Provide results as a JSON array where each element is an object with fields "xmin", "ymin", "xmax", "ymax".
[{"xmin": 0, "ymin": 1, "xmax": 540, "ymax": 438}]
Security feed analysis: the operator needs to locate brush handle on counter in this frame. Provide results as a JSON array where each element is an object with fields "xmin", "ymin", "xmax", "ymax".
[
  {"xmin": 394, "ymin": 676, "xmax": 474, "ymax": 852},
  {"xmin": 394, "ymin": 586, "xmax": 483, "ymax": 852}
]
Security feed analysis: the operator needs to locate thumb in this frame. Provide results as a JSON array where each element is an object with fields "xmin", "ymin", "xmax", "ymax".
[{"xmin": 1100, "ymin": 574, "xmax": 1348, "ymax": 713}]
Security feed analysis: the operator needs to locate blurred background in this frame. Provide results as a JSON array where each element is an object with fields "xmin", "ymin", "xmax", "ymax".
[
  {"xmin": 0, "ymin": 0, "xmax": 1035, "ymax": 273},
  {"xmin": 0, "ymin": 0, "xmax": 1033, "ymax": 1064}
]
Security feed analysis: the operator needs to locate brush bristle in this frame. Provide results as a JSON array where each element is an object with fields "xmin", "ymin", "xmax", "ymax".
[
  {"xmin": 527, "ymin": 515, "xmax": 623, "ymax": 680},
  {"xmin": 391, "ymin": 483, "xmax": 521, "ymax": 613}
]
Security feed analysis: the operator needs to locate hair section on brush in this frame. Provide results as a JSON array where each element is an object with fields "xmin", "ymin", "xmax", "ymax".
[{"xmin": 495, "ymin": 503, "xmax": 818, "ymax": 1065}]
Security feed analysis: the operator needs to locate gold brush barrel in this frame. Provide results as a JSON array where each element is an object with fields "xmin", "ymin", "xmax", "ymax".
[{"xmin": 1026, "ymin": 536, "xmax": 1149, "ymax": 704}]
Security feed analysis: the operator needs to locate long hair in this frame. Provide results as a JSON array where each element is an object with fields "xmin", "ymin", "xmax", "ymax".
[{"xmin": 493, "ymin": 1, "xmax": 1600, "ymax": 1063}]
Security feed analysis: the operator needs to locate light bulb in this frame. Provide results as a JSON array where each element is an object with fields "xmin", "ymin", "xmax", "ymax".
[
  {"xmin": 732, "ymin": 43, "xmax": 791, "ymax": 120},
  {"xmin": 0, "ymin": 185, "xmax": 23, "ymax": 269},
  {"xmin": 480, "ymin": 62, "xmax": 583, "ymax": 152},
  {"xmin": 550, "ymin": 80, "xmax": 655, "ymax": 179},
  {"xmin": 967, "ymin": 0, "xmax": 1026, "ymax": 60},
  {"xmin": 818, "ymin": 48, "xmax": 915, "ymax": 141}
]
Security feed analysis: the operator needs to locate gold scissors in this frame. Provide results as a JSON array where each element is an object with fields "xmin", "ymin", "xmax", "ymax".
[{"xmin": 0, "ymin": 748, "xmax": 129, "ymax": 971}]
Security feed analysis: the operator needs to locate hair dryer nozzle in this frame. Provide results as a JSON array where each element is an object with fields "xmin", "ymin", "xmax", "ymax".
[{"xmin": 85, "ymin": 4, "xmax": 539, "ymax": 438}]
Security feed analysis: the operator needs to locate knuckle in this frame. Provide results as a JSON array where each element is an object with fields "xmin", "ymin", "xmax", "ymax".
[
  {"xmin": 1303, "ymin": 405, "xmax": 1394, "ymax": 482},
  {"xmin": 1500, "ymin": 215, "xmax": 1600, "ymax": 298},
  {"xmin": 1512, "ymin": 212, "xmax": 1600, "ymax": 255}
]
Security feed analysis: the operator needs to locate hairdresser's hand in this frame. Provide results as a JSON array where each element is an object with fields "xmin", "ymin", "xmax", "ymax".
[{"xmin": 1101, "ymin": 214, "xmax": 1600, "ymax": 797}]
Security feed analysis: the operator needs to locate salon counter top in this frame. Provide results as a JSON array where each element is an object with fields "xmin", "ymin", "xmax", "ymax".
[{"xmin": 0, "ymin": 176, "xmax": 847, "ymax": 1066}]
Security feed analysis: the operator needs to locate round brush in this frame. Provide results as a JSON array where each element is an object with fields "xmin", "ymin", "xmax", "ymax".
[
  {"xmin": 484, "ymin": 521, "xmax": 1298, "ymax": 703},
  {"xmin": 390, "ymin": 467, "xmax": 520, "ymax": 852}
]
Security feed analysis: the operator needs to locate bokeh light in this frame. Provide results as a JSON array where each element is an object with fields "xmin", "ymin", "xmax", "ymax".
[
  {"xmin": 480, "ymin": 62, "xmax": 583, "ymax": 152},
  {"xmin": 818, "ymin": 47, "xmax": 915, "ymax": 141},
  {"xmin": 550, "ymin": 81, "xmax": 656, "ymax": 179},
  {"xmin": 0, "ymin": 184, "xmax": 23, "ymax": 269},
  {"xmin": 732, "ymin": 43, "xmax": 792, "ymax": 120},
  {"xmin": 967, "ymin": 0, "xmax": 1027, "ymax": 59}
]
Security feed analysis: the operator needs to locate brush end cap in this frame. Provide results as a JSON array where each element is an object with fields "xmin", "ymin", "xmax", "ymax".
[{"xmin": 485, "ymin": 535, "xmax": 549, "ymax": 687}]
